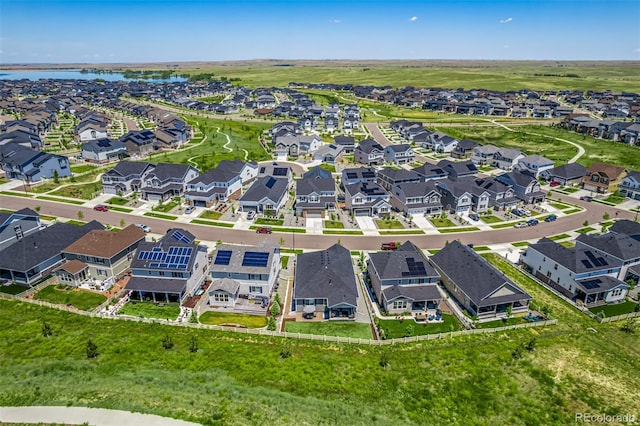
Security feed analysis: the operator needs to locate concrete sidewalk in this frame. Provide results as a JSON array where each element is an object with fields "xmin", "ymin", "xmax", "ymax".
[{"xmin": 0, "ymin": 406, "xmax": 200, "ymax": 426}]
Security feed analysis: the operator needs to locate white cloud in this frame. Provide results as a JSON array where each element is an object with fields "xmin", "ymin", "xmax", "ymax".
[
  {"xmin": 409, "ymin": 16, "xmax": 418, "ymax": 22},
  {"xmin": 329, "ymin": 19, "xmax": 341, "ymax": 24},
  {"xmin": 500, "ymin": 17, "xmax": 513, "ymax": 24}
]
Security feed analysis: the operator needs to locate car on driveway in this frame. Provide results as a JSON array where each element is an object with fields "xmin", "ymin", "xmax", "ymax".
[
  {"xmin": 468, "ymin": 213, "xmax": 479, "ymax": 221},
  {"xmin": 247, "ymin": 211, "xmax": 256, "ymax": 221},
  {"xmin": 184, "ymin": 206, "xmax": 195, "ymax": 214},
  {"xmin": 514, "ymin": 222, "xmax": 528, "ymax": 228},
  {"xmin": 549, "ymin": 181, "xmax": 561, "ymax": 187},
  {"xmin": 580, "ymin": 196, "xmax": 593, "ymax": 202},
  {"xmin": 93, "ymin": 205, "xmax": 108, "ymax": 212},
  {"xmin": 135, "ymin": 223, "xmax": 151, "ymax": 233},
  {"xmin": 512, "ymin": 209, "xmax": 525, "ymax": 217},
  {"xmin": 527, "ymin": 218, "xmax": 539, "ymax": 226},
  {"xmin": 544, "ymin": 214, "xmax": 558, "ymax": 222}
]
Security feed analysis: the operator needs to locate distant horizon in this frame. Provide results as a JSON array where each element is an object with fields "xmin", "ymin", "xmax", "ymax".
[{"xmin": 1, "ymin": 0, "xmax": 638, "ymax": 64}]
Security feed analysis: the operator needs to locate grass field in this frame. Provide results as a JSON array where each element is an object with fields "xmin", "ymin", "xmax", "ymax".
[
  {"xmin": 374, "ymin": 219, "xmax": 404, "ymax": 229},
  {"xmin": 33, "ymin": 285, "xmax": 106, "ymax": 311},
  {"xmin": 118, "ymin": 301, "xmax": 181, "ymax": 320},
  {"xmin": 143, "ymin": 212, "xmax": 177, "ymax": 220},
  {"xmin": 49, "ymin": 181, "xmax": 102, "ymax": 200},
  {"xmin": 199, "ymin": 210, "xmax": 222, "ymax": 220},
  {"xmin": 36, "ymin": 195, "xmax": 85, "ymax": 205},
  {"xmin": 198, "ymin": 311, "xmax": 268, "ymax": 328},
  {"xmin": 377, "ymin": 314, "xmax": 463, "ymax": 338},
  {"xmin": 430, "ymin": 217, "xmax": 456, "ymax": 227},
  {"xmin": 285, "ymin": 321, "xmax": 373, "ymax": 339},
  {"xmin": 589, "ymin": 301, "xmax": 639, "ymax": 317},
  {"xmin": 190, "ymin": 219, "xmax": 234, "ymax": 227},
  {"xmin": 0, "ymin": 284, "xmax": 28, "ymax": 295},
  {"xmin": 324, "ymin": 220, "xmax": 345, "ymax": 229}
]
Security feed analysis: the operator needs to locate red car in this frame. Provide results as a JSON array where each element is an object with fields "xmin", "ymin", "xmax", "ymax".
[
  {"xmin": 381, "ymin": 242, "xmax": 399, "ymax": 250},
  {"xmin": 93, "ymin": 205, "xmax": 109, "ymax": 212},
  {"xmin": 256, "ymin": 227, "xmax": 272, "ymax": 234},
  {"xmin": 549, "ymin": 181, "xmax": 561, "ymax": 187}
]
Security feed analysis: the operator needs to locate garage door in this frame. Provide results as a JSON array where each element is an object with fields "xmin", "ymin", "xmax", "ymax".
[
  {"xmin": 306, "ymin": 211, "xmax": 323, "ymax": 218},
  {"xmin": 354, "ymin": 209, "xmax": 370, "ymax": 216}
]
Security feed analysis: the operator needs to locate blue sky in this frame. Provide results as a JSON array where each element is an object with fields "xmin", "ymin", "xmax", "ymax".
[{"xmin": 1, "ymin": 0, "xmax": 639, "ymax": 63}]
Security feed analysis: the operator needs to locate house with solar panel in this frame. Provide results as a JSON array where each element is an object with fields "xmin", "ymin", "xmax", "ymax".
[
  {"xmin": 366, "ymin": 241, "xmax": 442, "ymax": 314},
  {"xmin": 343, "ymin": 181, "xmax": 392, "ymax": 217},
  {"xmin": 341, "ymin": 167, "xmax": 377, "ymax": 186},
  {"xmin": 294, "ymin": 170, "xmax": 336, "ymax": 218},
  {"xmin": 257, "ymin": 162, "xmax": 293, "ymax": 185},
  {"xmin": 354, "ymin": 139, "xmax": 385, "ymax": 166},
  {"xmin": 81, "ymin": 138, "xmax": 127, "ymax": 163},
  {"xmin": 431, "ymin": 241, "xmax": 531, "ymax": 319},
  {"xmin": 521, "ymin": 234, "xmax": 632, "ymax": 306},
  {"xmin": 293, "ymin": 243, "xmax": 358, "ymax": 319},
  {"xmin": 140, "ymin": 163, "xmax": 200, "ymax": 202},
  {"xmin": 208, "ymin": 241, "xmax": 280, "ymax": 308},
  {"xmin": 125, "ymin": 228, "xmax": 209, "ymax": 304},
  {"xmin": 238, "ymin": 175, "xmax": 289, "ymax": 215}
]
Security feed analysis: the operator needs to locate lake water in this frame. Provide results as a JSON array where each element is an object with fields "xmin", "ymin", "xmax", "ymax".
[{"xmin": 0, "ymin": 69, "xmax": 187, "ymax": 82}]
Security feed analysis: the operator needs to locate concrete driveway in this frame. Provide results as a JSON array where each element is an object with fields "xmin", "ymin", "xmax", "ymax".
[
  {"xmin": 355, "ymin": 216, "xmax": 378, "ymax": 235},
  {"xmin": 305, "ymin": 218, "xmax": 324, "ymax": 234}
]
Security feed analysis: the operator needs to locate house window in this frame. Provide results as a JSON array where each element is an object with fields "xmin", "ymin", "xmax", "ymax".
[
  {"xmin": 546, "ymin": 271, "xmax": 552, "ymax": 278},
  {"xmin": 249, "ymin": 286, "xmax": 262, "ymax": 294},
  {"xmin": 14, "ymin": 225, "xmax": 23, "ymax": 240},
  {"xmin": 214, "ymin": 293, "xmax": 230, "ymax": 302},
  {"xmin": 97, "ymin": 269, "xmax": 107, "ymax": 276},
  {"xmin": 392, "ymin": 300, "xmax": 407, "ymax": 310},
  {"xmin": 554, "ymin": 263, "xmax": 558, "ymax": 270}
]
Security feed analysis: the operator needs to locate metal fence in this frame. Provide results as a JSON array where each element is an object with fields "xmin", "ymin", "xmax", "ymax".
[{"xmin": 0, "ymin": 292, "xmax": 557, "ymax": 345}]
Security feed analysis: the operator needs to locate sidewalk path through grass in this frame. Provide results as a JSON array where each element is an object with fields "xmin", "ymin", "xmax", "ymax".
[{"xmin": 0, "ymin": 406, "xmax": 200, "ymax": 426}]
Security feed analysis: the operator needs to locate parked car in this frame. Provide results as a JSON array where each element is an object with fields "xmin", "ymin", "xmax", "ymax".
[
  {"xmin": 544, "ymin": 214, "xmax": 558, "ymax": 222},
  {"xmin": 468, "ymin": 213, "xmax": 479, "ymax": 221},
  {"xmin": 527, "ymin": 218, "xmax": 539, "ymax": 226},
  {"xmin": 135, "ymin": 223, "xmax": 151, "ymax": 233},
  {"xmin": 549, "ymin": 181, "xmax": 561, "ymax": 187},
  {"xmin": 514, "ymin": 222, "xmax": 528, "ymax": 228},
  {"xmin": 184, "ymin": 206, "xmax": 195, "ymax": 214},
  {"xmin": 256, "ymin": 226, "xmax": 272, "ymax": 234},
  {"xmin": 511, "ymin": 209, "xmax": 525, "ymax": 217},
  {"xmin": 381, "ymin": 242, "xmax": 399, "ymax": 250},
  {"xmin": 522, "ymin": 209, "xmax": 532, "ymax": 217},
  {"xmin": 93, "ymin": 205, "xmax": 108, "ymax": 212},
  {"xmin": 580, "ymin": 196, "xmax": 593, "ymax": 202},
  {"xmin": 247, "ymin": 211, "xmax": 256, "ymax": 220}
]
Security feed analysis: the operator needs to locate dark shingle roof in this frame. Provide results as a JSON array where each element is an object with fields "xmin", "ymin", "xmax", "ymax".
[
  {"xmin": 576, "ymin": 233, "xmax": 640, "ymax": 261},
  {"xmin": 105, "ymin": 161, "xmax": 154, "ymax": 178},
  {"xmin": 240, "ymin": 176, "xmax": 288, "ymax": 203},
  {"xmin": 545, "ymin": 163, "xmax": 587, "ymax": 179},
  {"xmin": 147, "ymin": 163, "xmax": 196, "ymax": 181},
  {"xmin": 368, "ymin": 241, "xmax": 439, "ymax": 280},
  {"xmin": 382, "ymin": 285, "xmax": 441, "ymax": 302},
  {"xmin": 609, "ymin": 220, "xmax": 640, "ymax": 239},
  {"xmin": 294, "ymin": 244, "xmax": 358, "ymax": 308}
]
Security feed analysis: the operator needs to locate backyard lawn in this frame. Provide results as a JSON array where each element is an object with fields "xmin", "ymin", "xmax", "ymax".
[
  {"xmin": 285, "ymin": 321, "xmax": 373, "ymax": 339},
  {"xmin": 34, "ymin": 285, "xmax": 106, "ymax": 311},
  {"xmin": 118, "ymin": 301, "xmax": 181, "ymax": 320},
  {"xmin": 199, "ymin": 311, "xmax": 268, "ymax": 328},
  {"xmin": 377, "ymin": 313, "xmax": 462, "ymax": 339},
  {"xmin": 0, "ymin": 284, "xmax": 28, "ymax": 295},
  {"xmin": 589, "ymin": 300, "xmax": 639, "ymax": 317}
]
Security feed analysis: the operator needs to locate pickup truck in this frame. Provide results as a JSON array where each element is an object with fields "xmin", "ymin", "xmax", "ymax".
[{"xmin": 380, "ymin": 242, "xmax": 399, "ymax": 250}]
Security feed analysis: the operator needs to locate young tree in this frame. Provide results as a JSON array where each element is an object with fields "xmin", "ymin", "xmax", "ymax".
[
  {"xmin": 270, "ymin": 300, "xmax": 281, "ymax": 317},
  {"xmin": 162, "ymin": 335, "xmax": 174, "ymax": 350},
  {"xmin": 267, "ymin": 316, "xmax": 277, "ymax": 331},
  {"xmin": 34, "ymin": 205, "xmax": 41, "ymax": 213},
  {"xmin": 53, "ymin": 170, "xmax": 60, "ymax": 184},
  {"xmin": 189, "ymin": 336, "xmax": 198, "ymax": 353},
  {"xmin": 273, "ymin": 292, "xmax": 282, "ymax": 307},
  {"xmin": 119, "ymin": 219, "xmax": 126, "ymax": 228},
  {"xmin": 86, "ymin": 339, "xmax": 98, "ymax": 359},
  {"xmin": 77, "ymin": 210, "xmax": 84, "ymax": 221},
  {"xmin": 41, "ymin": 322, "xmax": 52, "ymax": 337}
]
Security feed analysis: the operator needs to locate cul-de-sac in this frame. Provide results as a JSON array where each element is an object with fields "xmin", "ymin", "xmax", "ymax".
[{"xmin": 1, "ymin": 0, "xmax": 639, "ymax": 424}]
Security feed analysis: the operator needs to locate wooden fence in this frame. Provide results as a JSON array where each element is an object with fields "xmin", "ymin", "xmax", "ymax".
[
  {"xmin": 597, "ymin": 311, "xmax": 640, "ymax": 324},
  {"xmin": 0, "ymin": 292, "xmax": 557, "ymax": 345}
]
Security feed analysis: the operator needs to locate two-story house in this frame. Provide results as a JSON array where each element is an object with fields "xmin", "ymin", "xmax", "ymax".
[
  {"xmin": 184, "ymin": 165, "xmax": 243, "ymax": 207},
  {"xmin": 81, "ymin": 138, "xmax": 127, "ymax": 164},
  {"xmin": 435, "ymin": 178, "xmax": 476, "ymax": 214},
  {"xmin": 384, "ymin": 144, "xmax": 414, "ymax": 165},
  {"xmin": 492, "ymin": 148, "xmax": 525, "ymax": 171},
  {"xmin": 102, "ymin": 161, "xmax": 155, "ymax": 195},
  {"xmin": 581, "ymin": 162, "xmax": 628, "ymax": 194},
  {"xmin": 355, "ymin": 138, "xmax": 385, "ymax": 166},
  {"xmin": 390, "ymin": 181, "xmax": 443, "ymax": 216},
  {"xmin": 539, "ymin": 163, "xmax": 586, "ymax": 186},
  {"xmin": 295, "ymin": 170, "xmax": 336, "ymax": 218},
  {"xmin": 367, "ymin": 241, "xmax": 441, "ymax": 314},
  {"xmin": 121, "ymin": 130, "xmax": 156, "ymax": 157},
  {"xmin": 619, "ymin": 170, "xmax": 640, "ymax": 201},
  {"xmin": 341, "ymin": 167, "xmax": 377, "ymax": 186},
  {"xmin": 514, "ymin": 155, "xmax": 555, "ymax": 178},
  {"xmin": 496, "ymin": 171, "xmax": 545, "ymax": 204},
  {"xmin": 343, "ymin": 181, "xmax": 392, "ymax": 216},
  {"xmin": 376, "ymin": 168, "xmax": 422, "ymax": 191},
  {"xmin": 472, "ymin": 177, "xmax": 518, "ymax": 211},
  {"xmin": 141, "ymin": 163, "xmax": 200, "ymax": 202},
  {"xmin": 0, "ymin": 208, "xmax": 41, "ymax": 251},
  {"xmin": 0, "ymin": 143, "xmax": 70, "ymax": 183}
]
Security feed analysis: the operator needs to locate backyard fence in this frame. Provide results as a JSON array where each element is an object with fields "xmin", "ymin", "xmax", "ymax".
[
  {"xmin": 0, "ymin": 292, "xmax": 557, "ymax": 345},
  {"xmin": 597, "ymin": 311, "xmax": 640, "ymax": 324}
]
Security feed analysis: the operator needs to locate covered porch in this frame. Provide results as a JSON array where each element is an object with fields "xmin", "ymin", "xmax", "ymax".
[
  {"xmin": 382, "ymin": 285, "xmax": 442, "ymax": 315},
  {"xmin": 575, "ymin": 276, "xmax": 629, "ymax": 306},
  {"xmin": 125, "ymin": 276, "xmax": 186, "ymax": 304},
  {"xmin": 54, "ymin": 260, "xmax": 90, "ymax": 288}
]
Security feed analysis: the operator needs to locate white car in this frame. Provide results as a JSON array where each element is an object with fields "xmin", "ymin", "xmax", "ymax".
[
  {"xmin": 514, "ymin": 222, "xmax": 528, "ymax": 228},
  {"xmin": 247, "ymin": 211, "xmax": 256, "ymax": 220},
  {"xmin": 135, "ymin": 223, "xmax": 151, "ymax": 233},
  {"xmin": 184, "ymin": 206, "xmax": 195, "ymax": 214}
]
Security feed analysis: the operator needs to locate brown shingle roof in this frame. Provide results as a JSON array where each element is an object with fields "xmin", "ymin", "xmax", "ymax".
[
  {"xmin": 63, "ymin": 224, "xmax": 145, "ymax": 259},
  {"xmin": 57, "ymin": 259, "xmax": 89, "ymax": 274},
  {"xmin": 586, "ymin": 162, "xmax": 627, "ymax": 179}
]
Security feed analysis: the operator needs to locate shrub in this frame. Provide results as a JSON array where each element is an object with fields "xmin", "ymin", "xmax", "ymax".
[
  {"xmin": 86, "ymin": 339, "xmax": 98, "ymax": 359},
  {"xmin": 267, "ymin": 316, "xmax": 277, "ymax": 331},
  {"xmin": 189, "ymin": 337, "xmax": 198, "ymax": 353},
  {"xmin": 162, "ymin": 335, "xmax": 174, "ymax": 350},
  {"xmin": 270, "ymin": 300, "xmax": 281, "ymax": 317},
  {"xmin": 379, "ymin": 351, "xmax": 390, "ymax": 368},
  {"xmin": 280, "ymin": 342, "xmax": 292, "ymax": 359},
  {"xmin": 41, "ymin": 322, "xmax": 52, "ymax": 337}
]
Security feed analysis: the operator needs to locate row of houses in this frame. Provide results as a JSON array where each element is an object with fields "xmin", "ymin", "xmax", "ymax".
[{"xmin": 565, "ymin": 116, "xmax": 640, "ymax": 145}]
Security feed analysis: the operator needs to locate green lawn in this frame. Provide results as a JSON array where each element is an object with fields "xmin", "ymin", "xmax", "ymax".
[
  {"xmin": 107, "ymin": 206, "xmax": 133, "ymax": 213},
  {"xmin": 0, "ymin": 190, "xmax": 33, "ymax": 197},
  {"xmin": 255, "ymin": 218, "xmax": 284, "ymax": 226},
  {"xmin": 285, "ymin": 321, "xmax": 373, "ymax": 339},
  {"xmin": 65, "ymin": 220, "xmax": 87, "ymax": 226},
  {"xmin": 576, "ymin": 226, "xmax": 595, "ymax": 234},
  {"xmin": 36, "ymin": 195, "xmax": 85, "ymax": 205},
  {"xmin": 318, "ymin": 164, "xmax": 336, "ymax": 173},
  {"xmin": 491, "ymin": 222, "xmax": 519, "ymax": 229},
  {"xmin": 549, "ymin": 233, "xmax": 571, "ymax": 241},
  {"xmin": 324, "ymin": 220, "xmax": 345, "ymax": 229},
  {"xmin": 199, "ymin": 210, "xmax": 223, "ymax": 220},
  {"xmin": 196, "ymin": 95, "xmax": 226, "ymax": 103},
  {"xmin": 143, "ymin": 212, "xmax": 177, "ymax": 220},
  {"xmin": 603, "ymin": 191, "xmax": 627, "ymax": 205},
  {"xmin": 375, "ymin": 219, "xmax": 405, "ymax": 229},
  {"xmin": 281, "ymin": 255, "xmax": 290, "ymax": 269},
  {"xmin": 70, "ymin": 165, "xmax": 98, "ymax": 174},
  {"xmin": 479, "ymin": 215, "xmax": 503, "ymax": 224},
  {"xmin": 475, "ymin": 317, "xmax": 529, "ymax": 329},
  {"xmin": 511, "ymin": 241, "xmax": 530, "ymax": 247},
  {"xmin": 559, "ymin": 241, "xmax": 576, "ymax": 248},
  {"xmin": 0, "ymin": 284, "xmax": 28, "ymax": 295},
  {"xmin": 49, "ymin": 181, "xmax": 103, "ymax": 200},
  {"xmin": 439, "ymin": 227, "xmax": 479, "ymax": 233},
  {"xmin": 430, "ymin": 217, "xmax": 456, "ymax": 227},
  {"xmin": 107, "ymin": 197, "xmax": 130, "ymax": 206},
  {"xmin": 379, "ymin": 230, "xmax": 424, "ymax": 235},
  {"xmin": 190, "ymin": 219, "xmax": 234, "ymax": 227},
  {"xmin": 118, "ymin": 301, "xmax": 181, "ymax": 320},
  {"xmin": 199, "ymin": 311, "xmax": 268, "ymax": 328},
  {"xmin": 323, "ymin": 230, "xmax": 363, "ymax": 235},
  {"xmin": 589, "ymin": 301, "xmax": 639, "ymax": 318},
  {"xmin": 152, "ymin": 200, "xmax": 178, "ymax": 213},
  {"xmin": 33, "ymin": 285, "xmax": 106, "ymax": 311},
  {"xmin": 563, "ymin": 208, "xmax": 582, "ymax": 214},
  {"xmin": 377, "ymin": 314, "xmax": 462, "ymax": 339}
]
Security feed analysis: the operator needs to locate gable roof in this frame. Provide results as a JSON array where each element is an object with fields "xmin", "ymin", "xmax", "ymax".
[
  {"xmin": 576, "ymin": 232, "xmax": 640, "ymax": 261},
  {"xmin": 545, "ymin": 163, "xmax": 586, "ymax": 179},
  {"xmin": 430, "ymin": 241, "xmax": 531, "ymax": 307},
  {"xmin": 368, "ymin": 241, "xmax": 438, "ymax": 281},
  {"xmin": 356, "ymin": 138, "xmax": 384, "ymax": 154},
  {"xmin": 146, "ymin": 163, "xmax": 197, "ymax": 181},
  {"xmin": 385, "ymin": 143, "xmax": 412, "ymax": 153},
  {"xmin": 303, "ymin": 165, "xmax": 333, "ymax": 180},
  {"xmin": 210, "ymin": 241, "xmax": 277, "ymax": 274},
  {"xmin": 294, "ymin": 244, "xmax": 358, "ymax": 308},
  {"xmin": 528, "ymin": 237, "xmax": 618, "ymax": 274},
  {"xmin": 586, "ymin": 162, "xmax": 627, "ymax": 179},
  {"xmin": 63, "ymin": 224, "xmax": 145, "ymax": 258},
  {"xmin": 105, "ymin": 161, "xmax": 154, "ymax": 178},
  {"xmin": 296, "ymin": 175, "xmax": 335, "ymax": 195},
  {"xmin": 609, "ymin": 220, "xmax": 640, "ymax": 240},
  {"xmin": 240, "ymin": 175, "xmax": 289, "ymax": 203}
]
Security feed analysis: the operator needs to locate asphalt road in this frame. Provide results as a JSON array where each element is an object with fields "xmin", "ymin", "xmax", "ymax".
[{"xmin": 2, "ymin": 195, "xmax": 635, "ymax": 251}]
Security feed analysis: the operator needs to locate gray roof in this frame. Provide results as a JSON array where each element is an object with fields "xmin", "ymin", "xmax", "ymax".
[
  {"xmin": 609, "ymin": 220, "xmax": 640, "ymax": 239},
  {"xmin": 377, "ymin": 168, "xmax": 421, "ymax": 182},
  {"xmin": 575, "ymin": 276, "xmax": 628, "ymax": 295},
  {"xmin": 394, "ymin": 181, "xmax": 439, "ymax": 198},
  {"xmin": 386, "ymin": 143, "xmax": 412, "ymax": 153},
  {"xmin": 497, "ymin": 171, "xmax": 536, "ymax": 188},
  {"xmin": 576, "ymin": 233, "xmax": 640, "ymax": 261},
  {"xmin": 456, "ymin": 139, "xmax": 480, "ymax": 151},
  {"xmin": 437, "ymin": 159, "xmax": 478, "ymax": 177},
  {"xmin": 187, "ymin": 166, "xmax": 238, "ymax": 186},
  {"xmin": 520, "ymin": 154, "xmax": 553, "ymax": 166},
  {"xmin": 82, "ymin": 138, "xmax": 126, "ymax": 153},
  {"xmin": 210, "ymin": 242, "xmax": 277, "ymax": 275},
  {"xmin": 528, "ymin": 238, "xmax": 621, "ymax": 274},
  {"xmin": 294, "ymin": 244, "xmax": 358, "ymax": 308},
  {"xmin": 130, "ymin": 240, "xmax": 200, "ymax": 273},
  {"xmin": 240, "ymin": 175, "xmax": 288, "ymax": 203},
  {"xmin": 303, "ymin": 166, "xmax": 332, "ymax": 180},
  {"xmin": 105, "ymin": 161, "xmax": 154, "ymax": 178},
  {"xmin": 0, "ymin": 221, "xmax": 104, "ymax": 272},
  {"xmin": 146, "ymin": 163, "xmax": 196, "ymax": 181},
  {"xmin": 345, "ymin": 181, "xmax": 387, "ymax": 198},
  {"xmin": 210, "ymin": 278, "xmax": 241, "ymax": 294},
  {"xmin": 121, "ymin": 129, "xmax": 156, "ymax": 145},
  {"xmin": 544, "ymin": 163, "xmax": 586, "ymax": 179},
  {"xmin": 356, "ymin": 138, "xmax": 384, "ymax": 154},
  {"xmin": 382, "ymin": 284, "xmax": 442, "ymax": 303},
  {"xmin": 412, "ymin": 163, "xmax": 447, "ymax": 180},
  {"xmin": 368, "ymin": 241, "xmax": 439, "ymax": 281},
  {"xmin": 296, "ymin": 175, "xmax": 335, "ymax": 196},
  {"xmin": 430, "ymin": 241, "xmax": 531, "ymax": 307},
  {"xmin": 125, "ymin": 276, "xmax": 186, "ymax": 294}
]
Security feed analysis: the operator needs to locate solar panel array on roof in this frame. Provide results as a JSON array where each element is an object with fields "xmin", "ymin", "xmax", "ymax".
[
  {"xmin": 402, "ymin": 257, "xmax": 428, "ymax": 276},
  {"xmin": 242, "ymin": 251, "xmax": 269, "ymax": 267},
  {"xmin": 585, "ymin": 250, "xmax": 608, "ymax": 267},
  {"xmin": 171, "ymin": 229, "xmax": 192, "ymax": 244},
  {"xmin": 581, "ymin": 279, "xmax": 602, "ymax": 290},
  {"xmin": 346, "ymin": 172, "xmax": 357, "ymax": 179},
  {"xmin": 273, "ymin": 167, "xmax": 288, "ymax": 176},
  {"xmin": 581, "ymin": 259, "xmax": 593, "ymax": 269},
  {"xmin": 96, "ymin": 139, "xmax": 111, "ymax": 147},
  {"xmin": 265, "ymin": 177, "xmax": 276, "ymax": 189},
  {"xmin": 214, "ymin": 250, "xmax": 232, "ymax": 265},
  {"xmin": 362, "ymin": 171, "xmax": 376, "ymax": 178},
  {"xmin": 137, "ymin": 246, "xmax": 193, "ymax": 270}
]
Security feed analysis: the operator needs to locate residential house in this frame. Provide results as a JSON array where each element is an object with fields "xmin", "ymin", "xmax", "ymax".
[
  {"xmin": 313, "ymin": 143, "xmax": 344, "ymax": 164},
  {"xmin": 390, "ymin": 180, "xmax": 442, "ymax": 216},
  {"xmin": 431, "ymin": 241, "xmax": 532, "ymax": 319},
  {"xmin": 581, "ymin": 162, "xmax": 628, "ymax": 194},
  {"xmin": 75, "ymin": 118, "xmax": 108, "ymax": 142},
  {"xmin": 437, "ymin": 159, "xmax": 478, "ymax": 179},
  {"xmin": 539, "ymin": 163, "xmax": 587, "ymax": 186},
  {"xmin": 384, "ymin": 144, "xmax": 414, "ymax": 165},
  {"xmin": 367, "ymin": 241, "xmax": 441, "ymax": 314},
  {"xmin": 0, "ymin": 221, "xmax": 103, "ymax": 286},
  {"xmin": 0, "ymin": 129, "xmax": 43, "ymax": 149},
  {"xmin": 324, "ymin": 117, "xmax": 339, "ymax": 132},
  {"xmin": 333, "ymin": 135, "xmax": 355, "ymax": 154},
  {"xmin": 141, "ymin": 163, "xmax": 200, "ymax": 202},
  {"xmin": 102, "ymin": 161, "xmax": 155, "ymax": 195},
  {"xmin": 472, "ymin": 177, "xmax": 518, "ymax": 211},
  {"xmin": 239, "ymin": 176, "xmax": 289, "ymax": 214},
  {"xmin": 436, "ymin": 177, "xmax": 486, "ymax": 214},
  {"xmin": 496, "ymin": 171, "xmax": 545, "ymax": 204},
  {"xmin": 125, "ymin": 229, "xmax": 209, "ymax": 304},
  {"xmin": 209, "ymin": 241, "xmax": 280, "ymax": 307},
  {"xmin": 295, "ymin": 172, "xmax": 336, "ymax": 218},
  {"xmin": 120, "ymin": 130, "xmax": 156, "ymax": 157},
  {"xmin": 377, "ymin": 167, "xmax": 422, "ymax": 191},
  {"xmin": 0, "ymin": 143, "xmax": 70, "ymax": 183},
  {"xmin": 293, "ymin": 244, "xmax": 358, "ymax": 319},
  {"xmin": 514, "ymin": 155, "xmax": 555, "ymax": 178},
  {"xmin": 343, "ymin": 181, "xmax": 392, "ymax": 216},
  {"xmin": 492, "ymin": 148, "xmax": 525, "ymax": 171},
  {"xmin": 471, "ymin": 144, "xmax": 499, "ymax": 165},
  {"xmin": 56, "ymin": 224, "xmax": 145, "ymax": 287},
  {"xmin": 343, "ymin": 116, "xmax": 358, "ymax": 132},
  {"xmin": 609, "ymin": 220, "xmax": 640, "ymax": 242},
  {"xmin": 185, "ymin": 165, "xmax": 243, "ymax": 207},
  {"xmin": 81, "ymin": 138, "xmax": 127, "ymax": 163},
  {"xmin": 0, "ymin": 208, "xmax": 41, "ymax": 251},
  {"xmin": 619, "ymin": 170, "xmax": 640, "ymax": 201},
  {"xmin": 412, "ymin": 163, "xmax": 447, "ymax": 182},
  {"xmin": 355, "ymin": 138, "xmax": 385, "ymax": 166},
  {"xmin": 274, "ymin": 135, "xmax": 322, "ymax": 159},
  {"xmin": 429, "ymin": 133, "xmax": 459, "ymax": 153},
  {"xmin": 257, "ymin": 162, "xmax": 293, "ymax": 185},
  {"xmin": 341, "ymin": 167, "xmax": 377, "ymax": 186},
  {"xmin": 521, "ymin": 236, "xmax": 631, "ymax": 305},
  {"xmin": 452, "ymin": 139, "xmax": 480, "ymax": 159}
]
